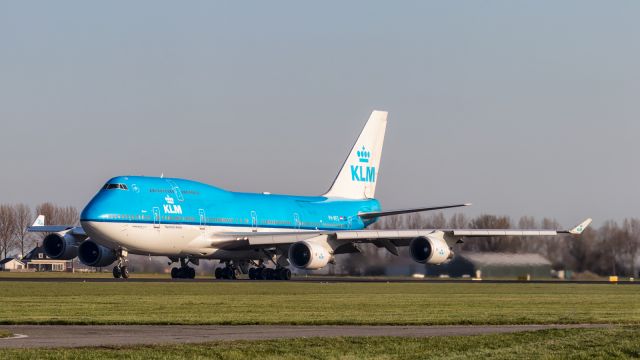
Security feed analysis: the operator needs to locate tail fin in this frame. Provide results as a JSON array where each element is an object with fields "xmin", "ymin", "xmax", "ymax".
[{"xmin": 323, "ymin": 110, "xmax": 388, "ymax": 199}]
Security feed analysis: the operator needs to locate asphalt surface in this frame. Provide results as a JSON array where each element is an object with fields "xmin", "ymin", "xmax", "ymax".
[
  {"xmin": 0, "ymin": 276, "xmax": 637, "ymax": 284},
  {"xmin": 0, "ymin": 324, "xmax": 610, "ymax": 349}
]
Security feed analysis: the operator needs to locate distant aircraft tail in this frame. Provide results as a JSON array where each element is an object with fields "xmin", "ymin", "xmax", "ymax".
[{"xmin": 323, "ymin": 110, "xmax": 388, "ymax": 199}]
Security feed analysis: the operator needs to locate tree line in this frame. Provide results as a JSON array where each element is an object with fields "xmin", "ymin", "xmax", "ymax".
[{"xmin": 0, "ymin": 203, "xmax": 78, "ymax": 259}]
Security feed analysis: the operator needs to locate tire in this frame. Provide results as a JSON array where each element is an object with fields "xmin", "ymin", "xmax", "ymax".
[
  {"xmin": 112, "ymin": 266, "xmax": 122, "ymax": 279},
  {"xmin": 171, "ymin": 267, "xmax": 179, "ymax": 279},
  {"xmin": 279, "ymin": 268, "xmax": 291, "ymax": 281},
  {"xmin": 214, "ymin": 267, "xmax": 223, "ymax": 279},
  {"xmin": 254, "ymin": 267, "xmax": 263, "ymax": 280},
  {"xmin": 188, "ymin": 267, "xmax": 196, "ymax": 279},
  {"xmin": 262, "ymin": 268, "xmax": 274, "ymax": 280},
  {"xmin": 121, "ymin": 266, "xmax": 130, "ymax": 279},
  {"xmin": 248, "ymin": 268, "xmax": 256, "ymax": 280},
  {"xmin": 222, "ymin": 267, "xmax": 233, "ymax": 279}
]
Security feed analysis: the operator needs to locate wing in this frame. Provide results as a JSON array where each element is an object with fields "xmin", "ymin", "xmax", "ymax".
[{"xmin": 214, "ymin": 218, "xmax": 592, "ymax": 250}]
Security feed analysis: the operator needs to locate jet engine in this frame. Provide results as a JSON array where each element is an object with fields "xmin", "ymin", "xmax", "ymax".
[
  {"xmin": 288, "ymin": 240, "xmax": 332, "ymax": 270},
  {"xmin": 78, "ymin": 239, "xmax": 117, "ymax": 267},
  {"xmin": 409, "ymin": 235, "xmax": 453, "ymax": 265},
  {"xmin": 42, "ymin": 233, "xmax": 78, "ymax": 260}
]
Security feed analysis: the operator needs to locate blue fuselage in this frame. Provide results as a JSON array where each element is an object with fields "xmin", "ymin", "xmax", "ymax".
[{"xmin": 80, "ymin": 176, "xmax": 381, "ymax": 231}]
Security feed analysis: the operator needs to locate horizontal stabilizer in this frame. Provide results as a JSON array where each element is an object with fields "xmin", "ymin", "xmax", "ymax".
[
  {"xmin": 27, "ymin": 214, "xmax": 80, "ymax": 234},
  {"xmin": 358, "ymin": 203, "xmax": 471, "ymax": 220},
  {"xmin": 27, "ymin": 225, "xmax": 75, "ymax": 233}
]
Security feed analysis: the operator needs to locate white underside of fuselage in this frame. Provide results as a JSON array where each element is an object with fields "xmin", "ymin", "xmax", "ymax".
[{"xmin": 81, "ymin": 221, "xmax": 313, "ymax": 260}]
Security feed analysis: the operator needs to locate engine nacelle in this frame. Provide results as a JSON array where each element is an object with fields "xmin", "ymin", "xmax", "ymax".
[
  {"xmin": 78, "ymin": 240, "xmax": 117, "ymax": 267},
  {"xmin": 409, "ymin": 235, "xmax": 453, "ymax": 265},
  {"xmin": 42, "ymin": 233, "xmax": 78, "ymax": 260},
  {"xmin": 288, "ymin": 240, "xmax": 332, "ymax": 270}
]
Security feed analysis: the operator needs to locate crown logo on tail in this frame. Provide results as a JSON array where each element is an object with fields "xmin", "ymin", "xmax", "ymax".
[{"xmin": 357, "ymin": 146, "xmax": 371, "ymax": 163}]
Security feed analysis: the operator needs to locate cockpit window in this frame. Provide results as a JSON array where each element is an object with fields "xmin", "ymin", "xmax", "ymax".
[{"xmin": 103, "ymin": 183, "xmax": 128, "ymax": 190}]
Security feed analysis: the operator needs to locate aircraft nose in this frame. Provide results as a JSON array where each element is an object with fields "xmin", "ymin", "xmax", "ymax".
[{"xmin": 80, "ymin": 196, "xmax": 106, "ymax": 222}]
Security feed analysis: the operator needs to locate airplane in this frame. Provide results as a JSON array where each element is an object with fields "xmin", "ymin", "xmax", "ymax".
[{"xmin": 28, "ymin": 110, "xmax": 592, "ymax": 280}]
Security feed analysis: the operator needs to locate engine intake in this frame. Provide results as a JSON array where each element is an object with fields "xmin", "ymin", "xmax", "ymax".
[
  {"xmin": 78, "ymin": 240, "xmax": 117, "ymax": 267},
  {"xmin": 288, "ymin": 240, "xmax": 332, "ymax": 270},
  {"xmin": 42, "ymin": 233, "xmax": 78, "ymax": 260},
  {"xmin": 409, "ymin": 235, "xmax": 453, "ymax": 265}
]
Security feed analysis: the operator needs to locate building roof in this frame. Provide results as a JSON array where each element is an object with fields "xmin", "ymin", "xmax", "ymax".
[
  {"xmin": 22, "ymin": 246, "xmax": 53, "ymax": 261},
  {"xmin": 459, "ymin": 252, "xmax": 551, "ymax": 267},
  {"xmin": 0, "ymin": 258, "xmax": 25, "ymax": 265}
]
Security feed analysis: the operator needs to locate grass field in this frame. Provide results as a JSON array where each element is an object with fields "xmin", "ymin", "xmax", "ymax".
[
  {"xmin": 0, "ymin": 281, "xmax": 637, "ymax": 325},
  {"xmin": 0, "ymin": 326, "xmax": 638, "ymax": 359},
  {"xmin": 0, "ymin": 329, "xmax": 12, "ymax": 338}
]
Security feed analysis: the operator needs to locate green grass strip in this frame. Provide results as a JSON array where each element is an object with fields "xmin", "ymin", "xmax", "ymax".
[
  {"xmin": 0, "ymin": 282, "xmax": 638, "ymax": 325},
  {"xmin": 1, "ymin": 326, "xmax": 639, "ymax": 359}
]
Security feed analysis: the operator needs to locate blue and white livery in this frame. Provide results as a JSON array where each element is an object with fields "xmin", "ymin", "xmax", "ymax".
[{"xmin": 29, "ymin": 110, "xmax": 592, "ymax": 279}]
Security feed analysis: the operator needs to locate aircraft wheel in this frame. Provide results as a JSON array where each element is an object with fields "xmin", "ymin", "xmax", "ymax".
[
  {"xmin": 262, "ymin": 268, "xmax": 274, "ymax": 280},
  {"xmin": 279, "ymin": 268, "xmax": 291, "ymax": 281},
  {"xmin": 254, "ymin": 267, "xmax": 263, "ymax": 280},
  {"xmin": 171, "ymin": 267, "xmax": 179, "ymax": 279},
  {"xmin": 121, "ymin": 266, "xmax": 130, "ymax": 279},
  {"xmin": 187, "ymin": 267, "xmax": 196, "ymax": 279},
  {"xmin": 222, "ymin": 267, "xmax": 233, "ymax": 279},
  {"xmin": 214, "ymin": 267, "xmax": 223, "ymax": 279},
  {"xmin": 112, "ymin": 266, "xmax": 122, "ymax": 279},
  {"xmin": 248, "ymin": 268, "xmax": 256, "ymax": 280}
]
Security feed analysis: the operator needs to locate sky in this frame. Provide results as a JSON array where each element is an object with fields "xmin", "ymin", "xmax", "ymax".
[{"xmin": 0, "ymin": 1, "xmax": 638, "ymax": 227}]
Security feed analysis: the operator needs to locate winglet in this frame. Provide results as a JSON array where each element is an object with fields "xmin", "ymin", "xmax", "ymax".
[
  {"xmin": 32, "ymin": 215, "xmax": 45, "ymax": 227},
  {"xmin": 567, "ymin": 218, "xmax": 592, "ymax": 235}
]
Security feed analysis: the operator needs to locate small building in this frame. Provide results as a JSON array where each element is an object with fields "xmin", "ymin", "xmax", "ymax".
[
  {"xmin": 22, "ymin": 246, "xmax": 73, "ymax": 272},
  {"xmin": 426, "ymin": 252, "xmax": 553, "ymax": 279},
  {"xmin": 0, "ymin": 258, "xmax": 25, "ymax": 271}
]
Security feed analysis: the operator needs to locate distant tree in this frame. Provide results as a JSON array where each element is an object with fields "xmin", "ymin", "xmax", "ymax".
[
  {"xmin": 12, "ymin": 204, "xmax": 33, "ymax": 257},
  {"xmin": 34, "ymin": 202, "xmax": 79, "ymax": 242},
  {"xmin": 622, "ymin": 218, "xmax": 640, "ymax": 277},
  {"xmin": 448, "ymin": 213, "xmax": 468, "ymax": 229},
  {"xmin": 598, "ymin": 220, "xmax": 625, "ymax": 276},
  {"xmin": 425, "ymin": 212, "xmax": 447, "ymax": 229},
  {"xmin": 538, "ymin": 218, "xmax": 564, "ymax": 268},
  {"xmin": 0, "ymin": 205, "xmax": 17, "ymax": 259},
  {"xmin": 565, "ymin": 227, "xmax": 597, "ymax": 273},
  {"xmin": 464, "ymin": 214, "xmax": 512, "ymax": 252}
]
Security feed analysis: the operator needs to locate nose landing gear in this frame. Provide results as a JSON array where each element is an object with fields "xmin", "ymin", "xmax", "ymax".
[{"xmin": 112, "ymin": 249, "xmax": 129, "ymax": 279}]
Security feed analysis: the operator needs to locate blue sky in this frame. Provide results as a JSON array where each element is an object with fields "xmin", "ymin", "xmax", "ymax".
[{"xmin": 1, "ymin": 1, "xmax": 638, "ymax": 226}]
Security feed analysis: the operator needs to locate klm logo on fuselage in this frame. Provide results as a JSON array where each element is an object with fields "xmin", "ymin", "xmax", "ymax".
[
  {"xmin": 163, "ymin": 195, "xmax": 182, "ymax": 214},
  {"xmin": 350, "ymin": 146, "xmax": 375, "ymax": 183}
]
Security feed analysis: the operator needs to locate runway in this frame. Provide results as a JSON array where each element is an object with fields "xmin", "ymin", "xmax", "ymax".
[
  {"xmin": 0, "ymin": 276, "xmax": 637, "ymax": 284},
  {"xmin": 0, "ymin": 324, "xmax": 609, "ymax": 349}
]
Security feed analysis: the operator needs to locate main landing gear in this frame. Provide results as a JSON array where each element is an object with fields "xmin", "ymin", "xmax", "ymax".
[
  {"xmin": 214, "ymin": 261, "xmax": 237, "ymax": 280},
  {"xmin": 112, "ymin": 249, "xmax": 129, "ymax": 279},
  {"xmin": 214, "ymin": 259, "xmax": 291, "ymax": 281},
  {"xmin": 170, "ymin": 257, "xmax": 196, "ymax": 279},
  {"xmin": 248, "ymin": 266, "xmax": 291, "ymax": 281}
]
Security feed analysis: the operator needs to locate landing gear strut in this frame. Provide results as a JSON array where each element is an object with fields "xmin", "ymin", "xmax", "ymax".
[
  {"xmin": 112, "ymin": 249, "xmax": 129, "ymax": 279},
  {"xmin": 214, "ymin": 261, "xmax": 237, "ymax": 280},
  {"xmin": 170, "ymin": 257, "xmax": 196, "ymax": 279}
]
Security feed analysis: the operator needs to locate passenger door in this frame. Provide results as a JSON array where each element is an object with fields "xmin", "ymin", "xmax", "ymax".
[
  {"xmin": 153, "ymin": 207, "xmax": 160, "ymax": 229},
  {"xmin": 251, "ymin": 211, "xmax": 258, "ymax": 232}
]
